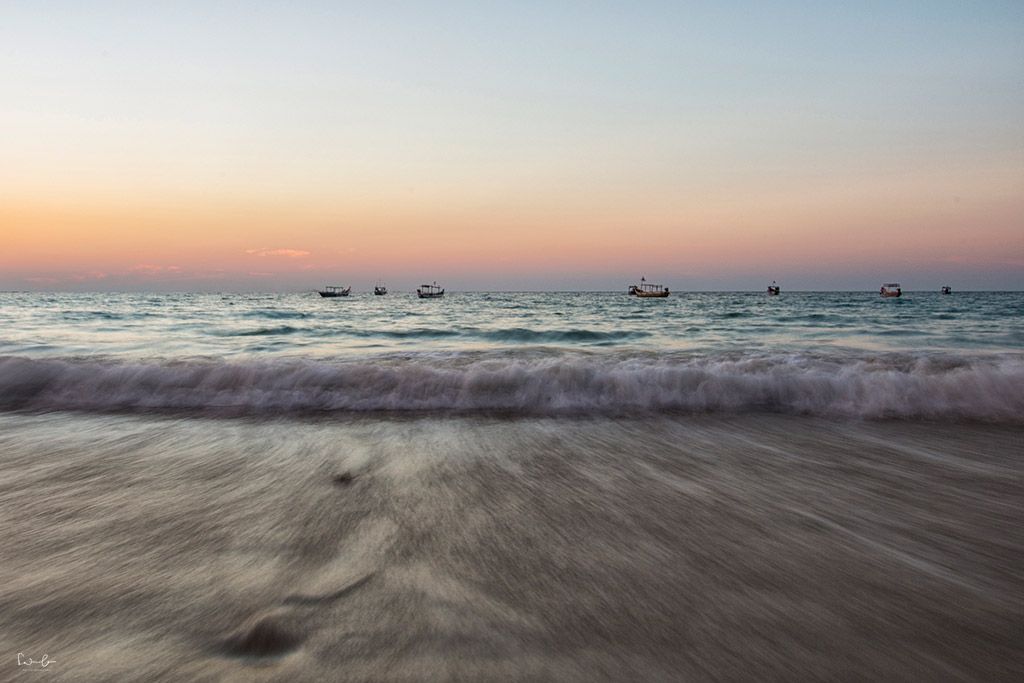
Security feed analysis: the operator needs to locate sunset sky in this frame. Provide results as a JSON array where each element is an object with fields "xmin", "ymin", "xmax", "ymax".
[{"xmin": 2, "ymin": 1, "xmax": 1022, "ymax": 291}]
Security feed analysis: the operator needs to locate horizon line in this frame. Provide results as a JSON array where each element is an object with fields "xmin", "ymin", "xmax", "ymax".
[{"xmin": 3, "ymin": 289, "xmax": 1021, "ymax": 295}]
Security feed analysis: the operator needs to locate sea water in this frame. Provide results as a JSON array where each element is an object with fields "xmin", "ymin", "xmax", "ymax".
[
  {"xmin": 1, "ymin": 290, "xmax": 1022, "ymax": 419},
  {"xmin": 1, "ymin": 291, "xmax": 1022, "ymax": 679}
]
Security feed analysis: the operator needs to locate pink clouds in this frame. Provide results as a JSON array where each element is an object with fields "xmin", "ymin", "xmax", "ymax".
[
  {"xmin": 130, "ymin": 264, "xmax": 183, "ymax": 274},
  {"xmin": 245, "ymin": 248, "xmax": 311, "ymax": 258}
]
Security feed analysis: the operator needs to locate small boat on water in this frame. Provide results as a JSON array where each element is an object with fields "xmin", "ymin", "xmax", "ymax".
[
  {"xmin": 374, "ymin": 281, "xmax": 387, "ymax": 295},
  {"xmin": 941, "ymin": 286, "xmax": 952, "ymax": 295},
  {"xmin": 767, "ymin": 281, "xmax": 781, "ymax": 295},
  {"xmin": 629, "ymin": 277, "xmax": 670, "ymax": 298},
  {"xmin": 417, "ymin": 282, "xmax": 444, "ymax": 298},
  {"xmin": 318, "ymin": 285, "xmax": 351, "ymax": 297},
  {"xmin": 880, "ymin": 283, "xmax": 902, "ymax": 298}
]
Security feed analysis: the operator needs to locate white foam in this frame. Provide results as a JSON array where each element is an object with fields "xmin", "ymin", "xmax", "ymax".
[{"xmin": 1, "ymin": 353, "xmax": 1022, "ymax": 421}]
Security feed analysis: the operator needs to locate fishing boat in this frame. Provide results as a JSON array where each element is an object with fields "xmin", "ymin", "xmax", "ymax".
[
  {"xmin": 941, "ymin": 286, "xmax": 952, "ymax": 295},
  {"xmin": 318, "ymin": 285, "xmax": 351, "ymax": 297},
  {"xmin": 374, "ymin": 281, "xmax": 387, "ymax": 295},
  {"xmin": 880, "ymin": 283, "xmax": 902, "ymax": 298},
  {"xmin": 629, "ymin": 277, "xmax": 670, "ymax": 298},
  {"xmin": 417, "ymin": 282, "xmax": 444, "ymax": 298},
  {"xmin": 767, "ymin": 281, "xmax": 781, "ymax": 295}
]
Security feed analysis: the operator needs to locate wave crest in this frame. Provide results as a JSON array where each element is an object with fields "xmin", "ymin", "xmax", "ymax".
[{"xmin": 0, "ymin": 353, "xmax": 1021, "ymax": 421}]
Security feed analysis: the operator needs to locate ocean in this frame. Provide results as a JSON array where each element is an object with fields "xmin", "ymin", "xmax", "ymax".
[{"xmin": 1, "ymin": 290, "xmax": 1022, "ymax": 680}]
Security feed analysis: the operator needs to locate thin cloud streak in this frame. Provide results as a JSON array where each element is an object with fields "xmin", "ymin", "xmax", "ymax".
[
  {"xmin": 245, "ymin": 248, "xmax": 311, "ymax": 258},
  {"xmin": 130, "ymin": 264, "xmax": 183, "ymax": 274}
]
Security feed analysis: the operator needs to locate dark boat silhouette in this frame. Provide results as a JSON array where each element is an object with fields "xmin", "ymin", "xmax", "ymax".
[
  {"xmin": 318, "ymin": 285, "xmax": 351, "ymax": 298},
  {"xmin": 628, "ymin": 276, "xmax": 669, "ymax": 297},
  {"xmin": 417, "ymin": 282, "xmax": 444, "ymax": 298}
]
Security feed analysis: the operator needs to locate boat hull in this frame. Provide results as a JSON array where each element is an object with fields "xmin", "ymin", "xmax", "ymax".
[
  {"xmin": 630, "ymin": 281, "xmax": 669, "ymax": 297},
  {"xmin": 417, "ymin": 291, "xmax": 444, "ymax": 298}
]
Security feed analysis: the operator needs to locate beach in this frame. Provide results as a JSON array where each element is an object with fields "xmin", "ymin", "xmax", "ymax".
[
  {"xmin": 2, "ymin": 411, "xmax": 1021, "ymax": 681},
  {"xmin": 1, "ymin": 291, "xmax": 1022, "ymax": 680},
  {"xmin": 6, "ymin": 1, "xmax": 1023, "ymax": 677}
]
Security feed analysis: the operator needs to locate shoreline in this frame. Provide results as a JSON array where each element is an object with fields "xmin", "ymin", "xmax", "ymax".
[{"xmin": 2, "ymin": 412, "xmax": 1020, "ymax": 680}]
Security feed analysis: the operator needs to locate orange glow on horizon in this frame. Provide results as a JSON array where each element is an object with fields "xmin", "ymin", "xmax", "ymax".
[{"xmin": 4, "ymin": 158, "xmax": 1022, "ymax": 290}]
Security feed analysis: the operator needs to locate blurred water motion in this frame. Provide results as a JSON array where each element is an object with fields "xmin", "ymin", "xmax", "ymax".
[
  {"xmin": 1, "ymin": 413, "xmax": 1020, "ymax": 680},
  {"xmin": 2, "ymin": 290, "xmax": 1022, "ymax": 678}
]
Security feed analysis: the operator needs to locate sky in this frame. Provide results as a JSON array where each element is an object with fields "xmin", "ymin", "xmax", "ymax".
[{"xmin": 2, "ymin": 1, "xmax": 1022, "ymax": 291}]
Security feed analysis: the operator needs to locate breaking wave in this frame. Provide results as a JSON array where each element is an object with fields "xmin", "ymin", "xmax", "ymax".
[{"xmin": 0, "ymin": 352, "xmax": 1021, "ymax": 421}]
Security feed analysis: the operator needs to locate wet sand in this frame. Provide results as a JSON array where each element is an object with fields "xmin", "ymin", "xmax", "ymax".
[{"xmin": 1, "ymin": 413, "xmax": 1021, "ymax": 681}]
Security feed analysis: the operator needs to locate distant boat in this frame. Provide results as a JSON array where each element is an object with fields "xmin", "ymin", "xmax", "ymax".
[
  {"xmin": 374, "ymin": 281, "xmax": 387, "ymax": 295},
  {"xmin": 318, "ymin": 285, "xmax": 351, "ymax": 298},
  {"xmin": 880, "ymin": 283, "xmax": 902, "ymax": 298},
  {"xmin": 767, "ymin": 281, "xmax": 781, "ymax": 296},
  {"xmin": 941, "ymin": 286, "xmax": 952, "ymax": 295},
  {"xmin": 417, "ymin": 282, "xmax": 444, "ymax": 298},
  {"xmin": 629, "ymin": 277, "xmax": 670, "ymax": 298}
]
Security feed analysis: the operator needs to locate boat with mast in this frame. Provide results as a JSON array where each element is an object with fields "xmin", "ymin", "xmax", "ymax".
[
  {"xmin": 628, "ymin": 277, "xmax": 670, "ymax": 298},
  {"xmin": 374, "ymin": 281, "xmax": 387, "ymax": 295},
  {"xmin": 767, "ymin": 281, "xmax": 780, "ymax": 295}
]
